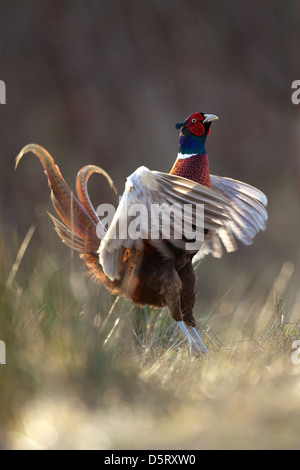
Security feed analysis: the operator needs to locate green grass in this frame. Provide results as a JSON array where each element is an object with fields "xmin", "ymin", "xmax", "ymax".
[{"xmin": 0, "ymin": 224, "xmax": 300, "ymax": 449}]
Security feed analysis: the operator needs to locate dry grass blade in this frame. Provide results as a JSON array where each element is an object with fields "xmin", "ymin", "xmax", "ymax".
[{"xmin": 6, "ymin": 224, "xmax": 36, "ymax": 288}]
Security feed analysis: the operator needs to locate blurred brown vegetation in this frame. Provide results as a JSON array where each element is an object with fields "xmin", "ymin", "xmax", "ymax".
[{"xmin": 1, "ymin": 0, "xmax": 300, "ymax": 449}]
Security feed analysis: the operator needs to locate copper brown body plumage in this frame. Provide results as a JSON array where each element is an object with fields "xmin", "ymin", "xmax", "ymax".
[
  {"xmin": 16, "ymin": 112, "xmax": 268, "ymax": 354},
  {"xmin": 170, "ymin": 153, "xmax": 211, "ymax": 188}
]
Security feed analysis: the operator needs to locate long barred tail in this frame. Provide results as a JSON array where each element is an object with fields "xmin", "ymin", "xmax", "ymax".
[{"xmin": 15, "ymin": 144, "xmax": 118, "ymax": 288}]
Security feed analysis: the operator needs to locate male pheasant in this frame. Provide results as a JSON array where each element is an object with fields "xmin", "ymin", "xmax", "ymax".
[{"xmin": 15, "ymin": 112, "xmax": 268, "ymax": 354}]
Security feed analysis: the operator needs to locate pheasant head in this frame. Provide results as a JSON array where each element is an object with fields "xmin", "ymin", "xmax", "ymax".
[
  {"xmin": 171, "ymin": 112, "xmax": 219, "ymax": 187},
  {"xmin": 175, "ymin": 112, "xmax": 219, "ymax": 156}
]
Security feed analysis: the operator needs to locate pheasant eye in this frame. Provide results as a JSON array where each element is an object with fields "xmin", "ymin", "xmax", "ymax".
[{"xmin": 191, "ymin": 118, "xmax": 197, "ymax": 123}]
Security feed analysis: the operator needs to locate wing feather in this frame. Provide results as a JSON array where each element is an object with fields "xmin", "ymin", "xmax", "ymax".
[{"xmin": 98, "ymin": 168, "xmax": 268, "ymax": 279}]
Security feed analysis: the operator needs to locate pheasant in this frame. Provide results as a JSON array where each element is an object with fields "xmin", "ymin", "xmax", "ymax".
[{"xmin": 15, "ymin": 112, "xmax": 268, "ymax": 354}]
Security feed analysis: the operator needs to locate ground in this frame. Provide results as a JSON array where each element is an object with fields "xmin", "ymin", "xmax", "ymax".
[{"xmin": 0, "ymin": 227, "xmax": 299, "ymax": 450}]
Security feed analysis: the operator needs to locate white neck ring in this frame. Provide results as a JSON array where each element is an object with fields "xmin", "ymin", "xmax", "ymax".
[{"xmin": 176, "ymin": 152, "xmax": 198, "ymax": 160}]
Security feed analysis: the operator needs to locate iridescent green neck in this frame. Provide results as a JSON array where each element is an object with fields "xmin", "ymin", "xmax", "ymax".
[{"xmin": 179, "ymin": 132, "xmax": 207, "ymax": 155}]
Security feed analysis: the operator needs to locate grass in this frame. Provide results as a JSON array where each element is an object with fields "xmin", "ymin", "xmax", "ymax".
[{"xmin": 0, "ymin": 223, "xmax": 300, "ymax": 450}]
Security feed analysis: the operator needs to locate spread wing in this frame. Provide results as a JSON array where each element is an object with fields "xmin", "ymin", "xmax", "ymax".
[
  {"xmin": 98, "ymin": 167, "xmax": 268, "ymax": 280},
  {"xmin": 192, "ymin": 175, "xmax": 268, "ymax": 263}
]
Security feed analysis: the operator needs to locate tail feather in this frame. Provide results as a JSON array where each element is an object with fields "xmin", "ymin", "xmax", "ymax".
[
  {"xmin": 15, "ymin": 144, "xmax": 116, "ymax": 255},
  {"xmin": 76, "ymin": 165, "xmax": 118, "ymax": 230},
  {"xmin": 47, "ymin": 212, "xmax": 91, "ymax": 252}
]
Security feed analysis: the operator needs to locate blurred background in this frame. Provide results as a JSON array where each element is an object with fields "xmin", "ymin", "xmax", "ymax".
[{"xmin": 1, "ymin": 0, "xmax": 300, "ymax": 449}]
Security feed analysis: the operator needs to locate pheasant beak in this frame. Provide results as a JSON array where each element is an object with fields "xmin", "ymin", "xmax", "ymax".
[{"xmin": 203, "ymin": 114, "xmax": 219, "ymax": 124}]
